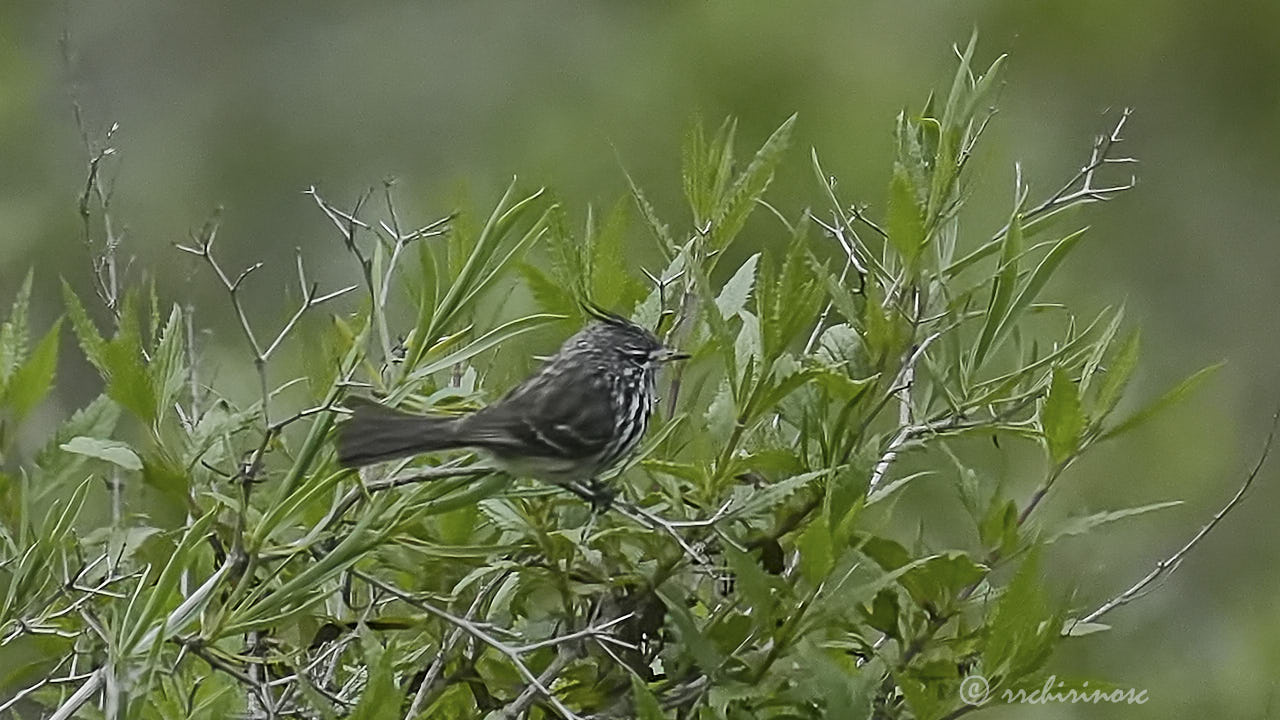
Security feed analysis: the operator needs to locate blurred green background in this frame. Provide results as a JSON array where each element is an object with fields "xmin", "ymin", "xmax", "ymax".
[{"xmin": 3, "ymin": 1, "xmax": 1278, "ymax": 717}]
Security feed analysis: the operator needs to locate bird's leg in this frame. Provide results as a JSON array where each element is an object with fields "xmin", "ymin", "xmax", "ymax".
[{"xmin": 587, "ymin": 479, "xmax": 616, "ymax": 513}]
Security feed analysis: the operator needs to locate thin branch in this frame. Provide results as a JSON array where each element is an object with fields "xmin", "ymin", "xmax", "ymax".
[
  {"xmin": 1077, "ymin": 408, "xmax": 1279, "ymax": 625},
  {"xmin": 867, "ymin": 331, "xmax": 942, "ymax": 492},
  {"xmin": 353, "ymin": 571, "xmax": 586, "ymax": 720}
]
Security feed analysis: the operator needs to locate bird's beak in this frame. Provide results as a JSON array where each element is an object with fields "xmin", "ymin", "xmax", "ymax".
[{"xmin": 655, "ymin": 348, "xmax": 691, "ymax": 363}]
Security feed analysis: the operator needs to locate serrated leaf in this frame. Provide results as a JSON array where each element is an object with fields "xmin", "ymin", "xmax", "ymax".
[
  {"xmin": 60, "ymin": 436, "xmax": 143, "ymax": 471},
  {"xmin": 724, "ymin": 544, "xmax": 777, "ymax": 621},
  {"xmin": 711, "ymin": 113, "xmax": 796, "ymax": 250},
  {"xmin": 887, "ymin": 163, "xmax": 926, "ymax": 268},
  {"xmin": 61, "ymin": 278, "xmax": 106, "ymax": 370},
  {"xmin": 727, "ymin": 469, "xmax": 825, "ymax": 522},
  {"xmin": 705, "ymin": 379, "xmax": 736, "ymax": 446},
  {"xmin": 1045, "ymin": 501, "xmax": 1182, "ymax": 544},
  {"xmin": 150, "ymin": 304, "xmax": 186, "ymax": 419},
  {"xmin": 3, "ymin": 318, "xmax": 62, "ymax": 420},
  {"xmin": 1101, "ymin": 361, "xmax": 1224, "ymax": 442},
  {"xmin": 1041, "ymin": 367, "xmax": 1084, "ymax": 464},
  {"xmin": 984, "ymin": 547, "xmax": 1061, "ymax": 677},
  {"xmin": 624, "ymin": 168, "xmax": 675, "ymax": 258},
  {"xmin": 0, "ymin": 269, "xmax": 33, "ymax": 386}
]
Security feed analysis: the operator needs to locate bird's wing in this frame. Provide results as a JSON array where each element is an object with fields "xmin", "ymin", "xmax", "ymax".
[{"xmin": 463, "ymin": 362, "xmax": 615, "ymax": 459}]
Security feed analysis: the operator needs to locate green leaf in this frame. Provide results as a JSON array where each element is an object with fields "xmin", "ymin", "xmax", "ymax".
[
  {"xmin": 1101, "ymin": 361, "xmax": 1224, "ymax": 442},
  {"xmin": 348, "ymin": 636, "xmax": 404, "ymax": 720},
  {"xmin": 887, "ymin": 162, "xmax": 926, "ymax": 268},
  {"xmin": 797, "ymin": 516, "xmax": 834, "ymax": 584},
  {"xmin": 711, "ymin": 113, "xmax": 797, "ymax": 250},
  {"xmin": 983, "ymin": 547, "xmax": 1060, "ymax": 677},
  {"xmin": 397, "ymin": 313, "xmax": 564, "ymax": 401},
  {"xmin": 658, "ymin": 586, "xmax": 724, "ymax": 674},
  {"xmin": 60, "ymin": 435, "xmax": 143, "ymax": 471},
  {"xmin": 3, "ymin": 318, "xmax": 62, "ymax": 420},
  {"xmin": 1045, "ymin": 501, "xmax": 1182, "ymax": 544},
  {"xmin": 0, "ymin": 269, "xmax": 33, "ymax": 387},
  {"xmin": 715, "ymin": 253, "xmax": 760, "ymax": 319},
  {"xmin": 61, "ymin": 278, "xmax": 106, "ymax": 370},
  {"xmin": 860, "ymin": 537, "xmax": 986, "ymax": 608},
  {"xmin": 724, "ymin": 545, "xmax": 777, "ymax": 621},
  {"xmin": 631, "ymin": 675, "xmax": 666, "ymax": 720},
  {"xmin": 149, "ymin": 304, "xmax": 187, "ymax": 419},
  {"xmin": 102, "ymin": 292, "xmax": 158, "ymax": 424},
  {"xmin": 1062, "ymin": 621, "xmax": 1111, "ymax": 637},
  {"xmin": 1095, "ymin": 328, "xmax": 1141, "ymax": 418},
  {"xmin": 861, "ymin": 589, "xmax": 900, "ymax": 640},
  {"xmin": 972, "ymin": 210, "xmax": 1023, "ymax": 369},
  {"xmin": 1041, "ymin": 367, "xmax": 1084, "ymax": 464},
  {"xmin": 623, "ymin": 168, "xmax": 675, "ymax": 258}
]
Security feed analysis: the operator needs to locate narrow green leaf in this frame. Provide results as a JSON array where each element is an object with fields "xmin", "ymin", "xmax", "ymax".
[
  {"xmin": 4, "ymin": 318, "xmax": 62, "ymax": 419},
  {"xmin": 61, "ymin": 278, "xmax": 106, "ymax": 370},
  {"xmin": 971, "ymin": 210, "xmax": 1023, "ymax": 369},
  {"xmin": 397, "ymin": 313, "xmax": 565, "ymax": 401},
  {"xmin": 623, "ymin": 168, "xmax": 675, "ymax": 259},
  {"xmin": 122, "ymin": 511, "xmax": 217, "ymax": 653},
  {"xmin": 1101, "ymin": 361, "xmax": 1224, "ymax": 442},
  {"xmin": 150, "ymin": 305, "xmax": 186, "ymax": 420},
  {"xmin": 1002, "ymin": 227, "xmax": 1089, "ymax": 337},
  {"xmin": 1041, "ymin": 367, "xmax": 1084, "ymax": 464},
  {"xmin": 1095, "ymin": 328, "xmax": 1141, "ymax": 418},
  {"xmin": 0, "ymin": 269, "xmax": 33, "ymax": 386},
  {"xmin": 1045, "ymin": 501, "xmax": 1182, "ymax": 544},
  {"xmin": 711, "ymin": 113, "xmax": 797, "ymax": 250},
  {"xmin": 1062, "ymin": 621, "xmax": 1111, "ymax": 637},
  {"xmin": 886, "ymin": 163, "xmax": 926, "ymax": 268}
]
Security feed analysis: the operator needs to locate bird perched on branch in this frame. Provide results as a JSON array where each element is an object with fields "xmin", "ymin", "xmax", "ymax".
[{"xmin": 336, "ymin": 305, "xmax": 688, "ymax": 499}]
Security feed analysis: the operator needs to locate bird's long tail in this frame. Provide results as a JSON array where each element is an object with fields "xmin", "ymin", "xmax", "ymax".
[{"xmin": 336, "ymin": 398, "xmax": 463, "ymax": 468}]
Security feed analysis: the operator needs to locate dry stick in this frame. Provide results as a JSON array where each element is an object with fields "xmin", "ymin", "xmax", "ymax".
[
  {"xmin": 176, "ymin": 214, "xmax": 357, "ymax": 426},
  {"xmin": 499, "ymin": 645, "xmax": 579, "ymax": 719},
  {"xmin": 353, "ymin": 571, "xmax": 587, "ymax": 720},
  {"xmin": 1077, "ymin": 408, "xmax": 1280, "ymax": 625}
]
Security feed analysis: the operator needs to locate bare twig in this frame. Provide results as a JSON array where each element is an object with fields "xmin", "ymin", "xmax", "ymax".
[
  {"xmin": 1077, "ymin": 408, "xmax": 1279, "ymax": 625},
  {"xmin": 354, "ymin": 571, "xmax": 586, "ymax": 720},
  {"xmin": 175, "ymin": 219, "xmax": 356, "ymax": 426}
]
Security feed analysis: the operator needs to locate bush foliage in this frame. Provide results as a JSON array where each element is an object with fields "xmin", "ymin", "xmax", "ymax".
[{"xmin": 0, "ymin": 39, "xmax": 1242, "ymax": 720}]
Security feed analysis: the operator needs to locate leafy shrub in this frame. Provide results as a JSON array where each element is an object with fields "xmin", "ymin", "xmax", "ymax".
[{"xmin": 0, "ymin": 38, "xmax": 1254, "ymax": 720}]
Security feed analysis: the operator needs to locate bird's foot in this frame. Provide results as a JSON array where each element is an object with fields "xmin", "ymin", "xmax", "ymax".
[{"xmin": 587, "ymin": 481, "xmax": 616, "ymax": 513}]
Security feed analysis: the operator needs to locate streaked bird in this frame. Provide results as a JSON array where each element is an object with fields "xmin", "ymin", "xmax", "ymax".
[{"xmin": 336, "ymin": 306, "xmax": 688, "ymax": 495}]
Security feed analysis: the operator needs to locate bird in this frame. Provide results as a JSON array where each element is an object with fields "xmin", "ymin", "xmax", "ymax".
[{"xmin": 335, "ymin": 305, "xmax": 689, "ymax": 498}]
